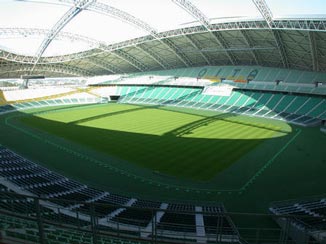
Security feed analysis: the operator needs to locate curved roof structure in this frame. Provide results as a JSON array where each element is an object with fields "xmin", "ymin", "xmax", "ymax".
[{"xmin": 0, "ymin": 0, "xmax": 326, "ymax": 78}]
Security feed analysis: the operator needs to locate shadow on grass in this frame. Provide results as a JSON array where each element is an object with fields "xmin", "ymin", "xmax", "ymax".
[
  {"xmin": 165, "ymin": 113, "xmax": 236, "ymax": 137},
  {"xmin": 33, "ymin": 103, "xmax": 98, "ymax": 114},
  {"xmin": 68, "ymin": 104, "xmax": 157, "ymax": 125},
  {"xmin": 17, "ymin": 110, "xmax": 290, "ymax": 181}
]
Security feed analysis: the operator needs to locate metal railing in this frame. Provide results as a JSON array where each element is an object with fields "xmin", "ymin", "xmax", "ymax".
[{"xmin": 0, "ymin": 191, "xmax": 325, "ymax": 244}]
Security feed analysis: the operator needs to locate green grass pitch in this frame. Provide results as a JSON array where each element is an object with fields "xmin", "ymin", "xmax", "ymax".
[
  {"xmin": 1, "ymin": 103, "xmax": 325, "ymax": 215},
  {"xmin": 18, "ymin": 103, "xmax": 289, "ymax": 181}
]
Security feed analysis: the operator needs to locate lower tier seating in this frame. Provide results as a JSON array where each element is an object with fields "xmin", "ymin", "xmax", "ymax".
[
  {"xmin": 1, "ymin": 84, "xmax": 324, "ymax": 127},
  {"xmin": 117, "ymin": 85, "xmax": 325, "ymax": 126},
  {"xmin": 0, "ymin": 146, "xmax": 238, "ymax": 242},
  {"xmin": 270, "ymin": 197, "xmax": 326, "ymax": 230}
]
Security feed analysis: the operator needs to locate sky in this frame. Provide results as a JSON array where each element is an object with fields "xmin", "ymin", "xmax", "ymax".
[{"xmin": 0, "ymin": 0, "xmax": 325, "ymax": 56}]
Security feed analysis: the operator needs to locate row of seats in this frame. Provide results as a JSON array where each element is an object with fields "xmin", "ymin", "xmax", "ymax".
[
  {"xmin": 270, "ymin": 198, "xmax": 326, "ymax": 229},
  {"xmin": 0, "ymin": 212, "xmax": 147, "ymax": 244},
  {"xmin": 117, "ymin": 85, "xmax": 325, "ymax": 126},
  {"xmin": 99, "ymin": 66, "xmax": 326, "ymax": 95},
  {"xmin": 222, "ymin": 80, "xmax": 326, "ymax": 96},
  {"xmin": 0, "ymin": 146, "xmax": 238, "ymax": 241},
  {"xmin": 106, "ymin": 66, "xmax": 326, "ymax": 84},
  {"xmin": 0, "ymin": 96, "xmax": 102, "ymax": 114},
  {"xmin": 2, "ymin": 87, "xmax": 74, "ymax": 102},
  {"xmin": 1, "ymin": 84, "xmax": 323, "ymax": 129}
]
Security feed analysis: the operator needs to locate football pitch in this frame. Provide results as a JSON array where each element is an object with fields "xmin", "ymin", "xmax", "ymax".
[
  {"xmin": 18, "ymin": 103, "xmax": 290, "ymax": 181},
  {"xmin": 1, "ymin": 103, "xmax": 325, "ymax": 213}
]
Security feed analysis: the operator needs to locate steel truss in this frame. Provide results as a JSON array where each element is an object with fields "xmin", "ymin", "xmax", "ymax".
[
  {"xmin": 308, "ymin": 32, "xmax": 319, "ymax": 72},
  {"xmin": 2, "ymin": 19, "xmax": 324, "ymax": 41},
  {"xmin": 87, "ymin": 57, "xmax": 122, "ymax": 74},
  {"xmin": 252, "ymin": 0, "xmax": 274, "ymax": 28},
  {"xmin": 136, "ymin": 45, "xmax": 170, "ymax": 69},
  {"xmin": 0, "ymin": 27, "xmax": 100, "ymax": 46},
  {"xmin": 112, "ymin": 50, "xmax": 148, "ymax": 72},
  {"xmin": 271, "ymin": 30, "xmax": 289, "ymax": 68},
  {"xmin": 209, "ymin": 32, "xmax": 236, "ymax": 65},
  {"xmin": 57, "ymin": 0, "xmax": 163, "ymax": 69},
  {"xmin": 240, "ymin": 30, "xmax": 260, "ymax": 65},
  {"xmin": 31, "ymin": 0, "xmax": 96, "ymax": 73},
  {"xmin": 158, "ymin": 19, "xmax": 326, "ymax": 39},
  {"xmin": 182, "ymin": 35, "xmax": 211, "ymax": 65},
  {"xmin": 44, "ymin": 0, "xmax": 326, "ymax": 32},
  {"xmin": 58, "ymin": 0, "xmax": 195, "ymax": 68},
  {"xmin": 251, "ymin": 0, "xmax": 289, "ymax": 68},
  {"xmin": 159, "ymin": 39, "xmax": 192, "ymax": 67},
  {"xmin": 0, "ymin": 19, "xmax": 325, "ymax": 75},
  {"xmin": 171, "ymin": 0, "xmax": 235, "ymax": 65},
  {"xmin": 1, "ymin": 18, "xmax": 325, "ymax": 64},
  {"xmin": 89, "ymin": 1, "xmax": 158, "ymax": 37},
  {"xmin": 0, "ymin": 63, "xmax": 94, "ymax": 76},
  {"xmin": 0, "ymin": 49, "xmax": 104, "ymax": 64},
  {"xmin": 171, "ymin": 0, "xmax": 210, "ymax": 28}
]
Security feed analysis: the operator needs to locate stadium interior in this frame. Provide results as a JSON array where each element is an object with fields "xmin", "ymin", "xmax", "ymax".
[{"xmin": 0, "ymin": 0, "xmax": 325, "ymax": 244}]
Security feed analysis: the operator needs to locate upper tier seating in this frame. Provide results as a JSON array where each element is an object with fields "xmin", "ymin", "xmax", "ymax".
[{"xmin": 98, "ymin": 66, "xmax": 326, "ymax": 95}]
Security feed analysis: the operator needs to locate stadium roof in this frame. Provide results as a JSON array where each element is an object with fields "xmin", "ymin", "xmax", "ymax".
[{"xmin": 0, "ymin": 0, "xmax": 326, "ymax": 78}]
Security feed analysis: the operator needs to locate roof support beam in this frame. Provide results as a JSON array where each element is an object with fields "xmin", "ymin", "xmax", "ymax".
[
  {"xmin": 0, "ymin": 47, "xmax": 141, "ymax": 74},
  {"xmin": 0, "ymin": 27, "xmax": 190, "ymax": 68},
  {"xmin": 183, "ymin": 35, "xmax": 211, "ymax": 65},
  {"xmin": 0, "ymin": 48, "xmax": 103, "ymax": 64},
  {"xmin": 23, "ymin": 1, "xmax": 326, "ymax": 31},
  {"xmin": 45, "ymin": 49, "xmax": 103, "ymax": 63},
  {"xmin": 89, "ymin": 2, "xmax": 158, "ymax": 37},
  {"xmin": 252, "ymin": 0, "xmax": 274, "ymax": 28},
  {"xmin": 1, "ymin": 19, "xmax": 326, "ymax": 74},
  {"xmin": 87, "ymin": 57, "xmax": 123, "ymax": 74},
  {"xmin": 136, "ymin": 45, "xmax": 170, "ymax": 69},
  {"xmin": 308, "ymin": 32, "xmax": 319, "ymax": 72},
  {"xmin": 0, "ymin": 50, "xmax": 33, "ymax": 63},
  {"xmin": 70, "ymin": 0, "xmax": 193, "ymax": 67},
  {"xmin": 112, "ymin": 49, "xmax": 148, "ymax": 71},
  {"xmin": 272, "ymin": 30, "xmax": 289, "ymax": 68},
  {"xmin": 251, "ymin": 0, "xmax": 289, "ymax": 68},
  {"xmin": 57, "ymin": 1, "xmax": 157, "ymax": 71},
  {"xmin": 210, "ymin": 32, "xmax": 236, "ymax": 65},
  {"xmin": 171, "ymin": 0, "xmax": 235, "ymax": 65},
  {"xmin": 160, "ymin": 39, "xmax": 192, "ymax": 67},
  {"xmin": 28, "ymin": 0, "xmax": 324, "ymax": 71},
  {"xmin": 240, "ymin": 30, "xmax": 260, "ymax": 65},
  {"xmin": 0, "ymin": 27, "xmax": 101, "ymax": 48},
  {"xmin": 0, "ymin": 63, "xmax": 94, "ymax": 76},
  {"xmin": 171, "ymin": 0, "xmax": 210, "ymax": 28},
  {"xmin": 31, "ymin": 0, "xmax": 95, "ymax": 73}
]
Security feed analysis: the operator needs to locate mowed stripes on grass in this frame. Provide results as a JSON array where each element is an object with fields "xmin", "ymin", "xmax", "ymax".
[{"xmin": 19, "ymin": 103, "xmax": 289, "ymax": 181}]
